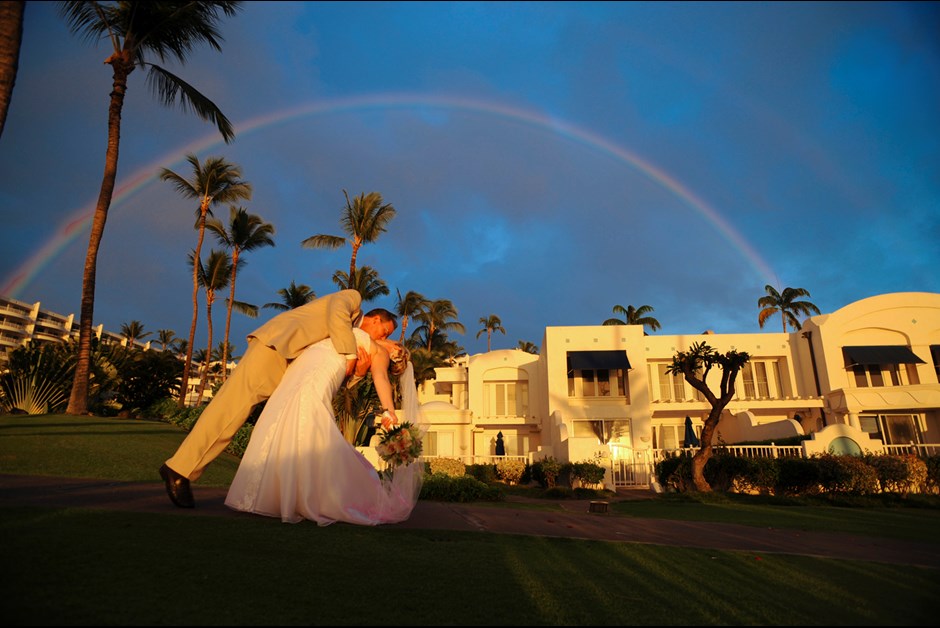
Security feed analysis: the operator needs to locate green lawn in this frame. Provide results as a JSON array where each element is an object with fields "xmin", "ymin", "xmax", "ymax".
[{"xmin": 2, "ymin": 414, "xmax": 938, "ymax": 626}]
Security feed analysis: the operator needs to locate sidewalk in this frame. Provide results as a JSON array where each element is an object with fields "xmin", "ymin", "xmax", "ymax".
[{"xmin": 2, "ymin": 473, "xmax": 939, "ymax": 568}]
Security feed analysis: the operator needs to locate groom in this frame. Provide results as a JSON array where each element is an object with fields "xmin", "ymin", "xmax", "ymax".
[{"xmin": 160, "ymin": 289, "xmax": 397, "ymax": 508}]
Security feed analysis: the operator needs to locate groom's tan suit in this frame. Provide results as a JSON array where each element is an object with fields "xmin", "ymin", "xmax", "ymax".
[{"xmin": 165, "ymin": 289, "xmax": 363, "ymax": 481}]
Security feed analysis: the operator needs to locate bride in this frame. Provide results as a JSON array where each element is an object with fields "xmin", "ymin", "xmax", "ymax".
[{"xmin": 225, "ymin": 326, "xmax": 425, "ymax": 525}]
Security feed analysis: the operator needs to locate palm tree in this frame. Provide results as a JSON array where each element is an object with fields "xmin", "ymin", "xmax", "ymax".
[
  {"xmin": 207, "ymin": 205, "xmax": 274, "ymax": 378},
  {"xmin": 302, "ymin": 189, "xmax": 396, "ymax": 279},
  {"xmin": 331, "ymin": 265, "xmax": 389, "ymax": 302},
  {"xmin": 61, "ymin": 1, "xmax": 242, "ymax": 415},
  {"xmin": 603, "ymin": 304, "xmax": 662, "ymax": 335},
  {"xmin": 119, "ymin": 320, "xmax": 151, "ymax": 353},
  {"xmin": 262, "ymin": 281, "xmax": 316, "ymax": 311},
  {"xmin": 757, "ymin": 285, "xmax": 821, "ymax": 333},
  {"xmin": 410, "ymin": 299, "xmax": 465, "ymax": 352},
  {"xmin": 156, "ymin": 329, "xmax": 177, "ymax": 352},
  {"xmin": 517, "ymin": 340, "xmax": 539, "ymax": 354},
  {"xmin": 162, "ymin": 155, "xmax": 251, "ymax": 406},
  {"xmin": 476, "ymin": 314, "xmax": 506, "ymax": 352},
  {"xmin": 0, "ymin": 0, "xmax": 25, "ymax": 140},
  {"xmin": 395, "ymin": 290, "xmax": 430, "ymax": 344},
  {"xmin": 189, "ymin": 249, "xmax": 232, "ymax": 405}
]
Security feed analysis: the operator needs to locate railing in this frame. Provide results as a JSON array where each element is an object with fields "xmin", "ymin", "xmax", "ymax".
[
  {"xmin": 607, "ymin": 443, "xmax": 936, "ymax": 488},
  {"xmin": 883, "ymin": 444, "xmax": 940, "ymax": 457}
]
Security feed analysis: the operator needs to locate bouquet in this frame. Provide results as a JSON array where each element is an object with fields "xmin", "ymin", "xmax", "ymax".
[{"xmin": 375, "ymin": 420, "xmax": 423, "ymax": 470}]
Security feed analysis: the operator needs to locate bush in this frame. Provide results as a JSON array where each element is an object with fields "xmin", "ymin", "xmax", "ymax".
[
  {"xmin": 426, "ymin": 457, "xmax": 467, "ymax": 478},
  {"xmin": 420, "ymin": 473, "xmax": 504, "ymax": 502},
  {"xmin": 925, "ymin": 455, "xmax": 940, "ymax": 494},
  {"xmin": 569, "ymin": 461, "xmax": 606, "ymax": 487},
  {"xmin": 655, "ymin": 453, "xmax": 692, "ymax": 492},
  {"xmin": 775, "ymin": 457, "xmax": 821, "ymax": 496},
  {"xmin": 531, "ymin": 456, "xmax": 562, "ymax": 488},
  {"xmin": 864, "ymin": 453, "xmax": 927, "ymax": 494},
  {"xmin": 466, "ymin": 463, "xmax": 497, "ymax": 483},
  {"xmin": 815, "ymin": 453, "xmax": 879, "ymax": 495},
  {"xmin": 496, "ymin": 458, "xmax": 526, "ymax": 485}
]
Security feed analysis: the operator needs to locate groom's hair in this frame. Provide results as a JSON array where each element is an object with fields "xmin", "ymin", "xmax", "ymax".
[{"xmin": 364, "ymin": 308, "xmax": 397, "ymax": 330}]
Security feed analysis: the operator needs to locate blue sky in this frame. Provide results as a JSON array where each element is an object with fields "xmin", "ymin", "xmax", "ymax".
[{"xmin": 1, "ymin": 1, "xmax": 938, "ymax": 356}]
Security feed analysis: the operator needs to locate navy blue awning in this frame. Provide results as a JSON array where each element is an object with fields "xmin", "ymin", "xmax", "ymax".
[
  {"xmin": 842, "ymin": 345, "xmax": 925, "ymax": 367},
  {"xmin": 567, "ymin": 350, "xmax": 631, "ymax": 371}
]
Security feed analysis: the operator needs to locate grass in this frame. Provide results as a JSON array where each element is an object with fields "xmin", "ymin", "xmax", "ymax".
[{"xmin": 2, "ymin": 414, "xmax": 939, "ymax": 626}]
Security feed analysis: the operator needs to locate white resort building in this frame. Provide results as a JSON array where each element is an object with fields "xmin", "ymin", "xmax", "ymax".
[
  {"xmin": 4, "ymin": 291, "xmax": 939, "ymax": 488},
  {"xmin": 414, "ymin": 292, "xmax": 940, "ymax": 488}
]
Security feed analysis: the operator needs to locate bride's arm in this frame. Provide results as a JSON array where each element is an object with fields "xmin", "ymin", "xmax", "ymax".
[{"xmin": 370, "ymin": 346, "xmax": 399, "ymax": 424}]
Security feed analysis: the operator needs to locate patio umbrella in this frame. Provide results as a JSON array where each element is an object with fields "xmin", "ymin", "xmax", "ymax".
[{"xmin": 684, "ymin": 416, "xmax": 700, "ymax": 448}]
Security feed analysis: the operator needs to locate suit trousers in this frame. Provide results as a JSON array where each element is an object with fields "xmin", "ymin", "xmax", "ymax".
[{"xmin": 166, "ymin": 339, "xmax": 287, "ymax": 481}]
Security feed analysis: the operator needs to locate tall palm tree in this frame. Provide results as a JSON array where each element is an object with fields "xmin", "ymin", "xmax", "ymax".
[
  {"xmin": 262, "ymin": 281, "xmax": 316, "ymax": 311},
  {"xmin": 476, "ymin": 314, "xmax": 506, "ymax": 352},
  {"xmin": 302, "ymin": 189, "xmax": 396, "ymax": 279},
  {"xmin": 161, "ymin": 155, "xmax": 251, "ymax": 406},
  {"xmin": 189, "ymin": 248, "xmax": 232, "ymax": 405},
  {"xmin": 331, "ymin": 265, "xmax": 389, "ymax": 302},
  {"xmin": 395, "ymin": 289, "xmax": 430, "ymax": 344},
  {"xmin": 119, "ymin": 320, "xmax": 151, "ymax": 353},
  {"xmin": 758, "ymin": 285, "xmax": 821, "ymax": 333},
  {"xmin": 207, "ymin": 205, "xmax": 274, "ymax": 378},
  {"xmin": 603, "ymin": 304, "xmax": 662, "ymax": 335},
  {"xmin": 0, "ymin": 0, "xmax": 24, "ymax": 140},
  {"xmin": 156, "ymin": 329, "xmax": 177, "ymax": 352},
  {"xmin": 410, "ymin": 299, "xmax": 465, "ymax": 352},
  {"xmin": 61, "ymin": 1, "xmax": 242, "ymax": 415}
]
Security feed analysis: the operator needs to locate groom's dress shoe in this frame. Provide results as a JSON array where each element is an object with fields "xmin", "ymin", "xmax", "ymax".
[{"xmin": 160, "ymin": 463, "xmax": 195, "ymax": 508}]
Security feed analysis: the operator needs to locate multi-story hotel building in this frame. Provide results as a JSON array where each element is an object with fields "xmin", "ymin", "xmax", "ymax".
[{"xmin": 414, "ymin": 292, "xmax": 940, "ymax": 487}]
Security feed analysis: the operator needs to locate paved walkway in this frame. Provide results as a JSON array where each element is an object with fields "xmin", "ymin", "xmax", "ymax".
[{"xmin": 3, "ymin": 473, "xmax": 939, "ymax": 569}]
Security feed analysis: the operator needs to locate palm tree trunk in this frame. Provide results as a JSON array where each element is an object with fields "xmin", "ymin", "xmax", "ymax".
[
  {"xmin": 178, "ymin": 206, "xmax": 208, "ymax": 408},
  {"xmin": 0, "ymin": 0, "xmax": 25, "ymax": 139},
  {"xmin": 67, "ymin": 60, "xmax": 131, "ymax": 415},
  {"xmin": 221, "ymin": 251, "xmax": 239, "ymax": 382},
  {"xmin": 196, "ymin": 297, "xmax": 214, "ymax": 405}
]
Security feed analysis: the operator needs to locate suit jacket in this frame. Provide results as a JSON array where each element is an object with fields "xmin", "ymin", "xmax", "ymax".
[{"xmin": 248, "ymin": 289, "xmax": 362, "ymax": 360}]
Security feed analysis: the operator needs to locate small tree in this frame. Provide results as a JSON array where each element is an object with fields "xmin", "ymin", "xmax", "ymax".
[{"xmin": 665, "ymin": 341, "xmax": 750, "ymax": 492}]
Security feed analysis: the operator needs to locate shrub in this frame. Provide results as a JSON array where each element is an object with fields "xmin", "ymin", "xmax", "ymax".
[
  {"xmin": 570, "ymin": 460, "xmax": 606, "ymax": 487},
  {"xmin": 532, "ymin": 456, "xmax": 562, "ymax": 488},
  {"xmin": 426, "ymin": 457, "xmax": 466, "ymax": 478},
  {"xmin": 864, "ymin": 453, "xmax": 928, "ymax": 494},
  {"xmin": 655, "ymin": 453, "xmax": 692, "ymax": 492},
  {"xmin": 925, "ymin": 455, "xmax": 940, "ymax": 494},
  {"xmin": 496, "ymin": 458, "xmax": 526, "ymax": 485},
  {"xmin": 815, "ymin": 453, "xmax": 879, "ymax": 495},
  {"xmin": 420, "ymin": 473, "xmax": 504, "ymax": 502},
  {"xmin": 466, "ymin": 463, "xmax": 497, "ymax": 483},
  {"xmin": 774, "ymin": 456, "xmax": 821, "ymax": 496}
]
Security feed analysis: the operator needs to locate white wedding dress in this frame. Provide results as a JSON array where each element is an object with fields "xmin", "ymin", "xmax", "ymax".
[{"xmin": 225, "ymin": 328, "xmax": 425, "ymax": 525}]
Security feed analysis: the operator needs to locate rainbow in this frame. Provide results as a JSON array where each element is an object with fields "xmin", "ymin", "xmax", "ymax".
[{"xmin": 2, "ymin": 92, "xmax": 777, "ymax": 296}]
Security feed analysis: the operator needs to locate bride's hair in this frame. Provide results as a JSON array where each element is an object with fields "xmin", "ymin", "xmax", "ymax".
[{"xmin": 389, "ymin": 345, "xmax": 410, "ymax": 376}]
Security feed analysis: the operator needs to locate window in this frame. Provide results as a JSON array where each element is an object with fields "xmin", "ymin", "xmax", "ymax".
[
  {"xmin": 484, "ymin": 381, "xmax": 528, "ymax": 417},
  {"xmin": 656, "ymin": 364, "xmax": 685, "ymax": 401},
  {"xmin": 741, "ymin": 361, "xmax": 770, "ymax": 398},
  {"xmin": 852, "ymin": 364, "xmax": 917, "ymax": 388},
  {"xmin": 568, "ymin": 368, "xmax": 629, "ymax": 401},
  {"xmin": 859, "ymin": 414, "xmax": 921, "ymax": 445}
]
